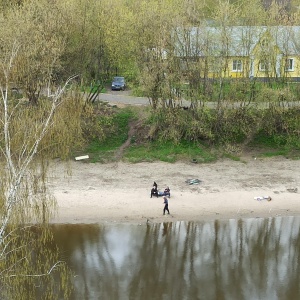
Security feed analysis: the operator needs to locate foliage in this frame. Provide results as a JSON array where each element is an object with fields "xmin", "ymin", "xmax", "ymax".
[
  {"xmin": 80, "ymin": 102, "xmax": 111, "ymax": 143},
  {"xmin": 78, "ymin": 100, "xmax": 300, "ymax": 163},
  {"xmin": 141, "ymin": 102, "xmax": 300, "ymax": 158},
  {"xmin": 0, "ymin": 225, "xmax": 73, "ymax": 300},
  {"xmin": 147, "ymin": 109, "xmax": 190, "ymax": 143},
  {"xmin": 0, "ymin": 0, "xmax": 298, "ymax": 102},
  {"xmin": 0, "ymin": 33, "xmax": 79, "ymax": 296},
  {"xmin": 2, "ymin": 0, "xmax": 299, "ymax": 297},
  {"xmin": 213, "ymin": 107, "xmax": 263, "ymax": 144},
  {"xmin": 0, "ymin": 93, "xmax": 78, "ymax": 298},
  {"xmin": 0, "ymin": 87, "xmax": 80, "ymax": 297},
  {"xmin": 0, "ymin": 0, "xmax": 66, "ymax": 104},
  {"xmin": 82, "ymin": 107, "xmax": 136, "ymax": 162},
  {"xmin": 146, "ymin": 106, "xmax": 261, "ymax": 145}
]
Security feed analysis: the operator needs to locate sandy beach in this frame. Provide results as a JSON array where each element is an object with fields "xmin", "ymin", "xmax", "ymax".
[{"xmin": 48, "ymin": 156, "xmax": 300, "ymax": 225}]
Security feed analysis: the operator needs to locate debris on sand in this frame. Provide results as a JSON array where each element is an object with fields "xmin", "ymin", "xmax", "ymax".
[
  {"xmin": 287, "ymin": 188, "xmax": 298, "ymax": 193},
  {"xmin": 185, "ymin": 179, "xmax": 202, "ymax": 185},
  {"xmin": 254, "ymin": 196, "xmax": 272, "ymax": 201}
]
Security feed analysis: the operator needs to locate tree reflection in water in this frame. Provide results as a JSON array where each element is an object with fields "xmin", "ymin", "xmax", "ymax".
[{"xmin": 51, "ymin": 217, "xmax": 300, "ymax": 300}]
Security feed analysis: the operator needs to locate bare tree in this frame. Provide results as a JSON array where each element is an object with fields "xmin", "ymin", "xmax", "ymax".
[{"xmin": 0, "ymin": 40, "xmax": 75, "ymax": 298}]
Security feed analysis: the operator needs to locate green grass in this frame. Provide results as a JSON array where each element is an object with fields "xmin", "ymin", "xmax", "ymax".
[
  {"xmin": 223, "ymin": 153, "xmax": 241, "ymax": 161},
  {"xmin": 247, "ymin": 131, "xmax": 300, "ymax": 159},
  {"xmin": 123, "ymin": 141, "xmax": 216, "ymax": 163},
  {"xmin": 260, "ymin": 150, "xmax": 289, "ymax": 157},
  {"xmin": 251, "ymin": 131, "xmax": 287, "ymax": 148}
]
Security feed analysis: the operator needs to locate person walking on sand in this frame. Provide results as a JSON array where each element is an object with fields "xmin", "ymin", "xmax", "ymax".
[{"xmin": 163, "ymin": 196, "xmax": 170, "ymax": 215}]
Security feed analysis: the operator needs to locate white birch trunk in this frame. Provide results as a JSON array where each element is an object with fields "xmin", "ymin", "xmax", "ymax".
[{"xmin": 0, "ymin": 44, "xmax": 76, "ymax": 244}]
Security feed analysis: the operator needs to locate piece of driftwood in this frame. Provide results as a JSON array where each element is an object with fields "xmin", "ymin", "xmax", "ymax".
[{"xmin": 75, "ymin": 155, "xmax": 89, "ymax": 161}]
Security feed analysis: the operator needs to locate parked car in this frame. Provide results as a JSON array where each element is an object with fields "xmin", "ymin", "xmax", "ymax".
[{"xmin": 111, "ymin": 76, "xmax": 126, "ymax": 91}]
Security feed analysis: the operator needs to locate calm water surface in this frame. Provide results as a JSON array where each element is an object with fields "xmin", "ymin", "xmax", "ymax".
[{"xmin": 51, "ymin": 216, "xmax": 300, "ymax": 300}]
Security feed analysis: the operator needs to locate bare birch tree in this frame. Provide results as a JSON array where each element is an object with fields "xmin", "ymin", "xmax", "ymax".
[
  {"xmin": 0, "ymin": 40, "xmax": 76, "ymax": 297},
  {"xmin": 0, "ymin": 6, "xmax": 79, "ymax": 292}
]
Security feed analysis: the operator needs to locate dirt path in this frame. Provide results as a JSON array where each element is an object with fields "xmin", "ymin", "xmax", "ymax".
[{"xmin": 114, "ymin": 120, "xmax": 139, "ymax": 160}]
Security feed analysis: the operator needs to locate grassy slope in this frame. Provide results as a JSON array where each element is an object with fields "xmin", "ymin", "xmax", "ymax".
[{"xmin": 78, "ymin": 105, "xmax": 300, "ymax": 163}]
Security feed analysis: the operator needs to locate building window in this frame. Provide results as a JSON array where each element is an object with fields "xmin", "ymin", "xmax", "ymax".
[
  {"xmin": 259, "ymin": 60, "xmax": 269, "ymax": 71},
  {"xmin": 285, "ymin": 58, "xmax": 294, "ymax": 71},
  {"xmin": 232, "ymin": 60, "xmax": 242, "ymax": 72}
]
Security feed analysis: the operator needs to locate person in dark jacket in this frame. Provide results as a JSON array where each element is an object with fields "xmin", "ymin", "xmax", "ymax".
[
  {"xmin": 150, "ymin": 186, "xmax": 158, "ymax": 198},
  {"xmin": 163, "ymin": 196, "xmax": 170, "ymax": 215}
]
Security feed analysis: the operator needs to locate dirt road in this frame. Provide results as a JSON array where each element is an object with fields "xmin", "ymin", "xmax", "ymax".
[
  {"xmin": 97, "ymin": 90, "xmax": 191, "ymax": 107},
  {"xmin": 98, "ymin": 90, "xmax": 300, "ymax": 109},
  {"xmin": 98, "ymin": 90, "xmax": 149, "ymax": 106}
]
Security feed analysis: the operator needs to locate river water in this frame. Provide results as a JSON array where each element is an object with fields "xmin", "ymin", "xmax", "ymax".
[{"xmin": 51, "ymin": 216, "xmax": 300, "ymax": 300}]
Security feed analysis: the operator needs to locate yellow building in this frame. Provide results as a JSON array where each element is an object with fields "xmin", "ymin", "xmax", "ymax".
[{"xmin": 174, "ymin": 26, "xmax": 300, "ymax": 81}]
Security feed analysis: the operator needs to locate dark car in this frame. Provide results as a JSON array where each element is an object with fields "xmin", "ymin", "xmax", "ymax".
[{"xmin": 111, "ymin": 76, "xmax": 126, "ymax": 91}]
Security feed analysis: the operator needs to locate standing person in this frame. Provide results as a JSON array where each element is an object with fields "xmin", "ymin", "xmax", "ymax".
[{"xmin": 163, "ymin": 196, "xmax": 170, "ymax": 215}]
